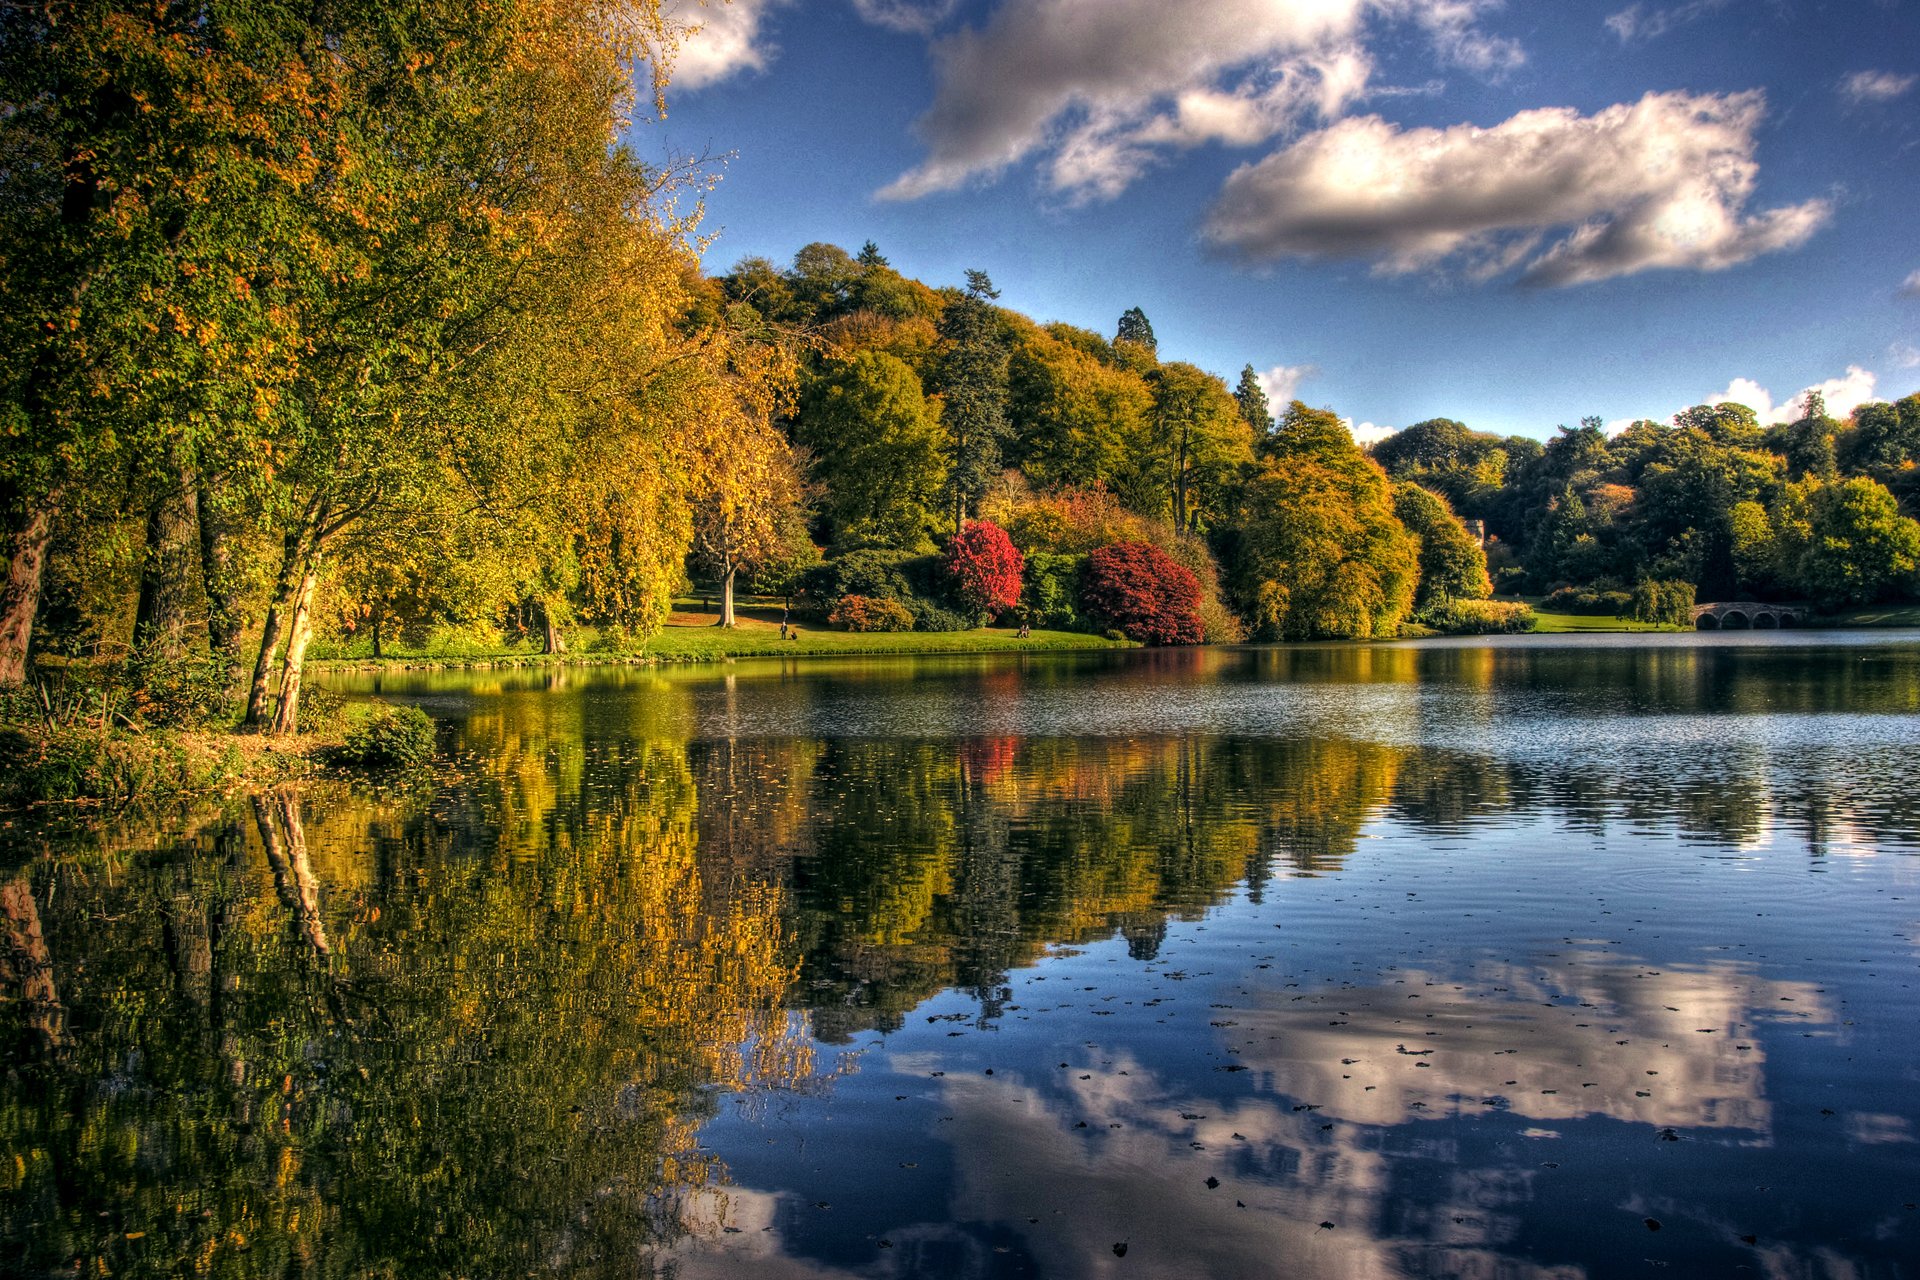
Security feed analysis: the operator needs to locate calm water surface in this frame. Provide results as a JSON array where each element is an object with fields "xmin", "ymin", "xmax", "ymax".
[{"xmin": 5, "ymin": 633, "xmax": 1920, "ymax": 1278}]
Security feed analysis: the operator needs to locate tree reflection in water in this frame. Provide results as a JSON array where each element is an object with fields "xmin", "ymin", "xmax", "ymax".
[{"xmin": 6, "ymin": 636, "xmax": 1920, "ymax": 1277}]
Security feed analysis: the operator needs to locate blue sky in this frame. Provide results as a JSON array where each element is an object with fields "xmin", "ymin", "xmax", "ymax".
[{"xmin": 643, "ymin": 0, "xmax": 1920, "ymax": 441}]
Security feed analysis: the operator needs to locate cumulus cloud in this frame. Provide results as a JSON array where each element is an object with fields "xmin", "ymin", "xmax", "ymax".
[
  {"xmin": 1710, "ymin": 365, "xmax": 1879, "ymax": 425},
  {"xmin": 1257, "ymin": 363, "xmax": 1318, "ymax": 406},
  {"xmin": 1345, "ymin": 418, "xmax": 1397, "ymax": 445},
  {"xmin": 879, "ymin": 0, "xmax": 1519, "ymax": 203},
  {"xmin": 1604, "ymin": 0, "xmax": 1728, "ymax": 43},
  {"xmin": 1201, "ymin": 90, "xmax": 1831, "ymax": 287},
  {"xmin": 851, "ymin": 0, "xmax": 959, "ymax": 35},
  {"xmin": 665, "ymin": 0, "xmax": 789, "ymax": 90},
  {"xmin": 1839, "ymin": 70, "xmax": 1917, "ymax": 105}
]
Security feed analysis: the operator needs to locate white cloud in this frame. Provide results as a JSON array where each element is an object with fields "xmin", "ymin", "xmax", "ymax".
[
  {"xmin": 665, "ymin": 0, "xmax": 789, "ymax": 90},
  {"xmin": 1257, "ymin": 363, "xmax": 1318, "ymax": 406},
  {"xmin": 1901, "ymin": 270, "xmax": 1920, "ymax": 298},
  {"xmin": 1604, "ymin": 0, "xmax": 1728, "ymax": 43},
  {"xmin": 851, "ymin": 0, "xmax": 958, "ymax": 35},
  {"xmin": 1709, "ymin": 365, "xmax": 1879, "ymax": 425},
  {"xmin": 1343, "ymin": 418, "xmax": 1398, "ymax": 445},
  {"xmin": 1201, "ymin": 90, "xmax": 1831, "ymax": 287},
  {"xmin": 1410, "ymin": 0, "xmax": 1524, "ymax": 74},
  {"xmin": 1839, "ymin": 70, "xmax": 1917, "ymax": 106},
  {"xmin": 1891, "ymin": 342, "xmax": 1920, "ymax": 371},
  {"xmin": 878, "ymin": 0, "xmax": 1520, "ymax": 203}
]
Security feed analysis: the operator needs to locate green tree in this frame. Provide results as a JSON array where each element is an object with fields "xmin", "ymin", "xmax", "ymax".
[
  {"xmin": 798, "ymin": 351, "xmax": 949, "ymax": 550},
  {"xmin": 1392, "ymin": 482, "xmax": 1491, "ymax": 610},
  {"xmin": 1006, "ymin": 327, "xmax": 1151, "ymax": 491},
  {"xmin": 934, "ymin": 270, "xmax": 1012, "ymax": 533},
  {"xmin": 1234, "ymin": 403, "xmax": 1419, "ymax": 640},
  {"xmin": 1115, "ymin": 306, "xmax": 1157, "ymax": 352},
  {"xmin": 1234, "ymin": 365, "xmax": 1275, "ymax": 437},
  {"xmin": 1774, "ymin": 476, "xmax": 1920, "ymax": 609}
]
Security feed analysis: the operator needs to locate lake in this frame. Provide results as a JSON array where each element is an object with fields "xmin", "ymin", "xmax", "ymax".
[{"xmin": 5, "ymin": 632, "xmax": 1920, "ymax": 1278}]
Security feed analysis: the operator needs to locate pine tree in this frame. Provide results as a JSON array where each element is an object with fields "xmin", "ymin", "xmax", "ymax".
[
  {"xmin": 1234, "ymin": 365, "xmax": 1274, "ymax": 436},
  {"xmin": 936, "ymin": 271, "xmax": 1012, "ymax": 532}
]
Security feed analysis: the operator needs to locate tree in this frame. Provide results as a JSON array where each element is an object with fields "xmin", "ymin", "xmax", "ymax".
[
  {"xmin": 688, "ymin": 339, "xmax": 805, "ymax": 627},
  {"xmin": 1083, "ymin": 542, "xmax": 1203, "ymax": 645},
  {"xmin": 798, "ymin": 351, "xmax": 948, "ymax": 550},
  {"xmin": 1234, "ymin": 403, "xmax": 1419, "ymax": 640},
  {"xmin": 1774, "ymin": 477, "xmax": 1920, "ymax": 609},
  {"xmin": 1007, "ymin": 328, "xmax": 1151, "ymax": 492},
  {"xmin": 1234, "ymin": 366, "xmax": 1274, "ymax": 437},
  {"xmin": 1392, "ymin": 483, "xmax": 1491, "ymax": 610},
  {"xmin": 1117, "ymin": 363, "xmax": 1250, "ymax": 532},
  {"xmin": 945, "ymin": 520, "xmax": 1026, "ymax": 620},
  {"xmin": 934, "ymin": 270, "xmax": 1012, "ymax": 533},
  {"xmin": 1115, "ymin": 306, "xmax": 1157, "ymax": 353}
]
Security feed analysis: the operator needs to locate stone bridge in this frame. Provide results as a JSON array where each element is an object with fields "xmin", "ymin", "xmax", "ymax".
[{"xmin": 1692, "ymin": 601, "xmax": 1808, "ymax": 630}]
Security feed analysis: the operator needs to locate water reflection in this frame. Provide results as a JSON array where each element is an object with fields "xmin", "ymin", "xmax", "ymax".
[{"xmin": 6, "ymin": 633, "xmax": 1920, "ymax": 1277}]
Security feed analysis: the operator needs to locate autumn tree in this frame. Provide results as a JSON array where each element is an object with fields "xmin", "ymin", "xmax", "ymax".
[
  {"xmin": 1083, "ymin": 542, "xmax": 1203, "ymax": 645},
  {"xmin": 687, "ymin": 338, "xmax": 805, "ymax": 626},
  {"xmin": 1234, "ymin": 403, "xmax": 1419, "ymax": 640},
  {"xmin": 944, "ymin": 520, "xmax": 1025, "ymax": 620}
]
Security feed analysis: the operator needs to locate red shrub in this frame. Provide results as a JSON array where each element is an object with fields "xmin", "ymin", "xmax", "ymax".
[
  {"xmin": 1083, "ymin": 541, "xmax": 1203, "ymax": 645},
  {"xmin": 945, "ymin": 519, "xmax": 1026, "ymax": 618},
  {"xmin": 829, "ymin": 594, "xmax": 914, "ymax": 632}
]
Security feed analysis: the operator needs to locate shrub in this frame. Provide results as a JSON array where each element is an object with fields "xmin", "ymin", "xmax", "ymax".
[
  {"xmin": 905, "ymin": 599, "xmax": 975, "ymax": 632},
  {"xmin": 829, "ymin": 594, "xmax": 914, "ymax": 632},
  {"xmin": 123, "ymin": 650, "xmax": 234, "ymax": 728},
  {"xmin": 1628, "ymin": 578, "xmax": 1697, "ymax": 626},
  {"xmin": 337, "ymin": 702, "xmax": 437, "ymax": 769},
  {"xmin": 1541, "ymin": 586, "xmax": 1633, "ymax": 616},
  {"xmin": 1021, "ymin": 552, "xmax": 1088, "ymax": 631},
  {"xmin": 1425, "ymin": 599, "xmax": 1536, "ymax": 634},
  {"xmin": 945, "ymin": 520, "xmax": 1025, "ymax": 618},
  {"xmin": 805, "ymin": 550, "xmax": 917, "ymax": 604},
  {"xmin": 1082, "ymin": 542, "xmax": 1204, "ymax": 645}
]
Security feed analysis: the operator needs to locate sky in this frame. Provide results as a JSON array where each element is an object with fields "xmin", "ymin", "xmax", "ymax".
[{"xmin": 640, "ymin": 0, "xmax": 1920, "ymax": 442}]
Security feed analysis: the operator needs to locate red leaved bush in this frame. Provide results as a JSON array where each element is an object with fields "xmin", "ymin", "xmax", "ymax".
[
  {"xmin": 1083, "ymin": 541, "xmax": 1203, "ymax": 645},
  {"xmin": 945, "ymin": 520, "xmax": 1025, "ymax": 618}
]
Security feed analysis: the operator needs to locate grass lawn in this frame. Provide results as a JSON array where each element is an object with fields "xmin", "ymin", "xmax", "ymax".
[
  {"xmin": 309, "ymin": 599, "xmax": 1132, "ymax": 670},
  {"xmin": 1526, "ymin": 610, "xmax": 1681, "ymax": 634},
  {"xmin": 644, "ymin": 602, "xmax": 1129, "ymax": 659}
]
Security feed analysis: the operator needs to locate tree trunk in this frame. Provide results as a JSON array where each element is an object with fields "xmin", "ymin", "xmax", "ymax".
[
  {"xmin": 197, "ymin": 475, "xmax": 245, "ymax": 686},
  {"xmin": 245, "ymin": 596, "xmax": 287, "ymax": 728},
  {"xmin": 133, "ymin": 456, "xmax": 202, "ymax": 659},
  {"xmin": 0, "ymin": 502, "xmax": 54, "ymax": 688},
  {"xmin": 1173, "ymin": 424, "xmax": 1191, "ymax": 533},
  {"xmin": 370, "ymin": 609, "xmax": 383, "ymax": 659},
  {"xmin": 268, "ymin": 565, "xmax": 318, "ymax": 736},
  {"xmin": 246, "ymin": 531, "xmax": 313, "ymax": 728},
  {"xmin": 718, "ymin": 562, "xmax": 737, "ymax": 627},
  {"xmin": 540, "ymin": 596, "xmax": 566, "ymax": 654}
]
